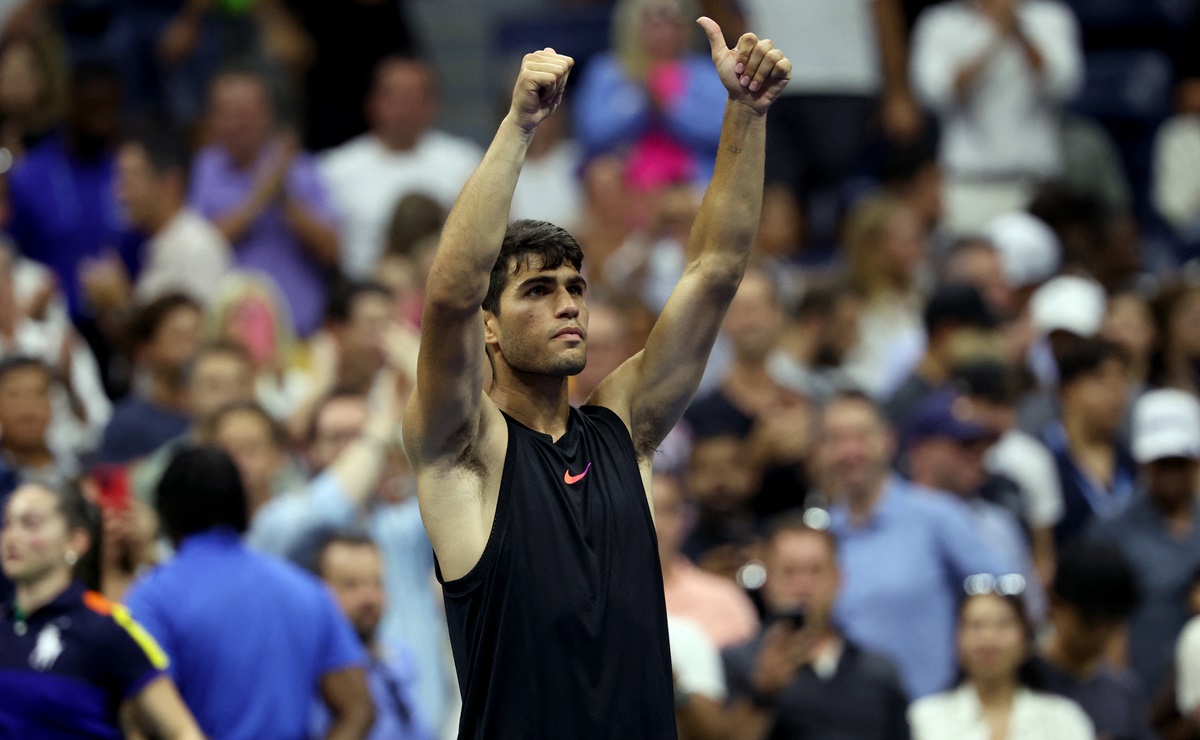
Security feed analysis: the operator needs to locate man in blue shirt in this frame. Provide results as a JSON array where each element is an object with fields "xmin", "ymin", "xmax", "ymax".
[
  {"xmin": 124, "ymin": 446, "xmax": 374, "ymax": 740},
  {"xmin": 820, "ymin": 391, "xmax": 1014, "ymax": 698},
  {"xmin": 312, "ymin": 532, "xmax": 432, "ymax": 740}
]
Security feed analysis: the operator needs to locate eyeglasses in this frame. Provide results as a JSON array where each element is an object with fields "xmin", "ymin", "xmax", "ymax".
[{"xmin": 963, "ymin": 573, "xmax": 1026, "ymax": 597}]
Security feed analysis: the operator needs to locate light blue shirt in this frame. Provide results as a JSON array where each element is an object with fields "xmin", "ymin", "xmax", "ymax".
[
  {"xmin": 830, "ymin": 477, "xmax": 1015, "ymax": 699},
  {"xmin": 311, "ymin": 638, "xmax": 434, "ymax": 740},
  {"xmin": 247, "ymin": 476, "xmax": 449, "ymax": 730}
]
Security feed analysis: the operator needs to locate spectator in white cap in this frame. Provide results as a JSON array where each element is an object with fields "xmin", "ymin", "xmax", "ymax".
[
  {"xmin": 986, "ymin": 211, "xmax": 1061, "ymax": 297},
  {"xmin": 1091, "ymin": 389, "xmax": 1200, "ymax": 695}
]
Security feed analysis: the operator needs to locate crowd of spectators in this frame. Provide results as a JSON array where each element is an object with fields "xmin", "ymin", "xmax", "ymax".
[{"xmin": 1, "ymin": 0, "xmax": 1200, "ymax": 738}]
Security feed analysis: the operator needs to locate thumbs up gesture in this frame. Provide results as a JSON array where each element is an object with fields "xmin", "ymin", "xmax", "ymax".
[{"xmin": 697, "ymin": 16, "xmax": 792, "ymax": 116}]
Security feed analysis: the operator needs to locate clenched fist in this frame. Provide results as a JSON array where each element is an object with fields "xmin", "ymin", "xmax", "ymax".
[
  {"xmin": 509, "ymin": 48, "xmax": 574, "ymax": 134},
  {"xmin": 698, "ymin": 16, "xmax": 792, "ymax": 116}
]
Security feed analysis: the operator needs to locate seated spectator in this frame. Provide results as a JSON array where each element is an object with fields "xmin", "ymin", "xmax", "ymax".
[
  {"xmin": 311, "ymin": 533, "xmax": 431, "ymax": 740},
  {"xmin": 189, "ymin": 64, "xmax": 339, "ymax": 336},
  {"xmin": 1091, "ymin": 389, "xmax": 1200, "ymax": 696},
  {"xmin": 320, "ymin": 56, "xmax": 481, "ymax": 278},
  {"xmin": 909, "ymin": 591, "xmax": 1093, "ymax": 739},
  {"xmin": 378, "ymin": 192, "xmax": 445, "ymax": 326},
  {"xmin": 7, "ymin": 62, "xmax": 137, "ymax": 321},
  {"xmin": 884, "ymin": 283, "xmax": 1000, "ymax": 428},
  {"xmin": 1152, "ymin": 78, "xmax": 1200, "ymax": 244},
  {"xmin": 680, "ymin": 430, "xmax": 761, "ymax": 580},
  {"xmin": 207, "ymin": 271, "xmax": 308, "ymax": 420},
  {"xmin": 573, "ymin": 0, "xmax": 727, "ymax": 191},
  {"xmin": 840, "ymin": 197, "xmax": 929, "ymax": 399},
  {"xmin": 113, "ymin": 128, "xmax": 230, "ymax": 306},
  {"xmin": 910, "ymin": 0, "xmax": 1083, "ymax": 234},
  {"xmin": 668, "ymin": 613, "xmax": 731, "ymax": 740},
  {"xmin": 1101, "ymin": 290, "xmax": 1157, "ymax": 393},
  {"xmin": 1149, "ymin": 279, "xmax": 1200, "ymax": 396},
  {"xmin": 767, "ymin": 277, "xmax": 863, "ymax": 406},
  {"xmin": 569, "ymin": 298, "xmax": 638, "ymax": 407},
  {"xmin": 654, "ymin": 471, "xmax": 759, "ymax": 650},
  {"xmin": 981, "ymin": 210, "xmax": 1062, "ymax": 313},
  {"xmin": 0, "ymin": 481, "xmax": 204, "ymax": 739},
  {"xmin": 905, "ymin": 391, "xmax": 1045, "ymax": 620},
  {"xmin": 723, "ymin": 516, "xmax": 911, "ymax": 739},
  {"xmin": 1033, "ymin": 540, "xmax": 1152, "ymax": 740},
  {"xmin": 98, "ymin": 294, "xmax": 203, "ymax": 464},
  {"xmin": 1042, "ymin": 338, "xmax": 1135, "ymax": 546},
  {"xmin": 125, "ymin": 446, "xmax": 374, "ymax": 739},
  {"xmin": 0, "ymin": 357, "xmax": 69, "ymax": 490},
  {"xmin": 820, "ymin": 391, "xmax": 1013, "ymax": 698},
  {"xmin": 0, "ymin": 33, "xmax": 65, "ymax": 157}
]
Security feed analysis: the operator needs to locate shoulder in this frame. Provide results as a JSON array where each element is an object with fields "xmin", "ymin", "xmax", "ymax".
[
  {"xmin": 844, "ymin": 640, "xmax": 907, "ymax": 687},
  {"xmin": 319, "ymin": 135, "xmax": 375, "ymax": 174},
  {"xmin": 1023, "ymin": 0, "xmax": 1077, "ymax": 22},
  {"xmin": 80, "ymin": 591, "xmax": 170, "ymax": 669},
  {"xmin": 1025, "ymin": 691, "xmax": 1093, "ymax": 731},
  {"xmin": 909, "ymin": 689, "xmax": 963, "ymax": 726},
  {"xmin": 423, "ymin": 130, "xmax": 484, "ymax": 160}
]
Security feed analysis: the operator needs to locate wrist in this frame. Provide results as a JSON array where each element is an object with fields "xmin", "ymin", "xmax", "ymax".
[
  {"xmin": 502, "ymin": 112, "xmax": 539, "ymax": 142},
  {"xmin": 727, "ymin": 98, "xmax": 768, "ymax": 121}
]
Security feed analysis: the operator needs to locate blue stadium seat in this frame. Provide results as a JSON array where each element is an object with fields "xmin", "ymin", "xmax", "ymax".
[
  {"xmin": 1070, "ymin": 49, "xmax": 1173, "ymax": 123},
  {"xmin": 493, "ymin": 7, "xmax": 612, "ymax": 68},
  {"xmin": 1060, "ymin": 0, "xmax": 1191, "ymax": 30}
]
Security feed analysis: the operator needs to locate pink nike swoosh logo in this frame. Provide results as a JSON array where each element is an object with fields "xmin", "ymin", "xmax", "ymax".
[{"xmin": 563, "ymin": 463, "xmax": 592, "ymax": 485}]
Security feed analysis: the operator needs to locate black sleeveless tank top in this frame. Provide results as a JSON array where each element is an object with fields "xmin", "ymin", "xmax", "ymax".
[{"xmin": 438, "ymin": 405, "xmax": 677, "ymax": 739}]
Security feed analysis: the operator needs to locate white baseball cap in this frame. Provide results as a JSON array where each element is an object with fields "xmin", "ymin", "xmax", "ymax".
[
  {"xmin": 1132, "ymin": 389, "xmax": 1200, "ymax": 463},
  {"xmin": 986, "ymin": 212, "xmax": 1061, "ymax": 288},
  {"xmin": 1029, "ymin": 275, "xmax": 1107, "ymax": 337}
]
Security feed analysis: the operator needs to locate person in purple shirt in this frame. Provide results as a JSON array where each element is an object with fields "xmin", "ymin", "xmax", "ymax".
[
  {"xmin": 7, "ymin": 63, "xmax": 140, "ymax": 320},
  {"xmin": 189, "ymin": 64, "xmax": 340, "ymax": 336}
]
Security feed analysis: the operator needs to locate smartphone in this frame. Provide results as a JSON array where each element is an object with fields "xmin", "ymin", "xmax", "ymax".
[
  {"xmin": 777, "ymin": 608, "xmax": 806, "ymax": 630},
  {"xmin": 91, "ymin": 464, "xmax": 130, "ymax": 512}
]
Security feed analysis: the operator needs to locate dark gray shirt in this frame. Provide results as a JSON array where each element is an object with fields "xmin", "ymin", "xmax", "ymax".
[
  {"xmin": 723, "ymin": 635, "xmax": 911, "ymax": 740},
  {"xmin": 1030, "ymin": 655, "xmax": 1155, "ymax": 740}
]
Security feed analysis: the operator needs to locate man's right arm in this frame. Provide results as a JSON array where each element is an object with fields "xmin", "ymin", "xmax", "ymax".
[{"xmin": 404, "ymin": 49, "xmax": 573, "ymax": 467}]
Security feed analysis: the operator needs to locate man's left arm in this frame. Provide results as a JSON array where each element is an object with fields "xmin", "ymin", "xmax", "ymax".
[{"xmin": 590, "ymin": 18, "xmax": 791, "ymax": 457}]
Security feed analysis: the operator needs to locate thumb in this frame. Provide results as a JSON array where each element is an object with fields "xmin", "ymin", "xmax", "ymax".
[{"xmin": 696, "ymin": 16, "xmax": 727, "ymax": 56}]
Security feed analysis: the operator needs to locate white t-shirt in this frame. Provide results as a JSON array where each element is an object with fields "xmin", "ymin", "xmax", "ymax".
[
  {"xmin": 910, "ymin": 685, "xmax": 1093, "ymax": 740},
  {"xmin": 510, "ymin": 140, "xmax": 584, "ymax": 229},
  {"xmin": 135, "ymin": 207, "xmax": 231, "ymax": 305},
  {"xmin": 741, "ymin": 0, "xmax": 882, "ymax": 95},
  {"xmin": 1176, "ymin": 616, "xmax": 1200, "ymax": 715},
  {"xmin": 1152, "ymin": 115, "xmax": 1200, "ymax": 236},
  {"xmin": 667, "ymin": 614, "xmax": 727, "ymax": 701},
  {"xmin": 987, "ymin": 429, "xmax": 1064, "ymax": 529},
  {"xmin": 320, "ymin": 131, "xmax": 482, "ymax": 278}
]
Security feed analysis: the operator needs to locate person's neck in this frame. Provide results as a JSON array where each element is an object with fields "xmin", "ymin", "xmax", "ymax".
[
  {"xmin": 1151, "ymin": 492, "xmax": 1195, "ymax": 534},
  {"xmin": 14, "ymin": 568, "xmax": 72, "ymax": 617},
  {"xmin": 1043, "ymin": 636, "xmax": 1102, "ymax": 681},
  {"xmin": 725, "ymin": 356, "xmax": 772, "ymax": 388},
  {"xmin": 1, "ymin": 439, "xmax": 54, "ymax": 470},
  {"xmin": 973, "ymin": 675, "xmax": 1019, "ymax": 710},
  {"xmin": 150, "ymin": 373, "xmax": 188, "ymax": 411},
  {"xmin": 778, "ymin": 326, "xmax": 818, "ymax": 368},
  {"xmin": 490, "ymin": 371, "xmax": 571, "ymax": 440},
  {"xmin": 148, "ymin": 200, "xmax": 185, "ymax": 238},
  {"xmin": 916, "ymin": 352, "xmax": 948, "ymax": 385},
  {"xmin": 1062, "ymin": 408, "xmax": 1112, "ymax": 450},
  {"xmin": 847, "ymin": 477, "xmax": 888, "ymax": 525},
  {"xmin": 375, "ymin": 128, "xmax": 421, "ymax": 153}
]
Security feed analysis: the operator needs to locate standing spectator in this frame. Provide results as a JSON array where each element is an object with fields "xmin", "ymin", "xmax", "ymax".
[
  {"xmin": 573, "ymin": 0, "xmax": 728, "ymax": 191},
  {"xmin": 98, "ymin": 294, "xmax": 203, "ymax": 464},
  {"xmin": 1152, "ymin": 77, "xmax": 1200, "ymax": 245},
  {"xmin": 6, "ymin": 62, "xmax": 137, "ymax": 321},
  {"xmin": 510, "ymin": 101, "xmax": 584, "ymax": 229},
  {"xmin": 320, "ymin": 57, "xmax": 481, "ymax": 279},
  {"xmin": 1033, "ymin": 541, "xmax": 1153, "ymax": 740},
  {"xmin": 654, "ymin": 471, "xmax": 759, "ymax": 650},
  {"xmin": 189, "ymin": 65, "xmax": 340, "ymax": 336},
  {"xmin": 723, "ymin": 516, "xmax": 911, "ymax": 740},
  {"xmin": 0, "ymin": 482, "xmax": 204, "ymax": 739},
  {"xmin": 113, "ymin": 129, "xmax": 230, "ymax": 306},
  {"xmin": 909, "ymin": 592, "xmax": 1094, "ymax": 740},
  {"xmin": 0, "ymin": 358, "xmax": 68, "ymax": 489},
  {"xmin": 841, "ymin": 196, "xmax": 929, "ymax": 399},
  {"xmin": 767, "ymin": 278, "xmax": 863, "ymax": 405},
  {"xmin": 0, "ymin": 33, "xmax": 66, "ymax": 157},
  {"xmin": 312, "ymin": 533, "xmax": 431, "ymax": 740},
  {"xmin": 1091, "ymin": 389, "xmax": 1200, "ymax": 696},
  {"xmin": 820, "ymin": 391, "xmax": 1013, "ymax": 698},
  {"xmin": 1042, "ymin": 338, "xmax": 1135, "ymax": 546},
  {"xmin": 910, "ymin": 0, "xmax": 1083, "ymax": 234},
  {"xmin": 124, "ymin": 447, "xmax": 374, "ymax": 739}
]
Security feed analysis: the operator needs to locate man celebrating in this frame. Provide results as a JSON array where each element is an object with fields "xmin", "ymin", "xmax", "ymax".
[{"xmin": 403, "ymin": 19, "xmax": 791, "ymax": 740}]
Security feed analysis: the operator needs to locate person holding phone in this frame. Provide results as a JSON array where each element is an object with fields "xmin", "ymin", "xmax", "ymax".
[{"xmin": 722, "ymin": 514, "xmax": 911, "ymax": 740}]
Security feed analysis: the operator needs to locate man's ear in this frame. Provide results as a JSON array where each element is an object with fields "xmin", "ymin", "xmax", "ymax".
[{"xmin": 483, "ymin": 310, "xmax": 498, "ymax": 346}]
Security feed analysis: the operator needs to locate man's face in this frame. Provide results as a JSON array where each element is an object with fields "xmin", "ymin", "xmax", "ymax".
[
  {"xmin": 814, "ymin": 294, "xmax": 863, "ymax": 368},
  {"xmin": 209, "ymin": 75, "xmax": 273, "ymax": 163},
  {"xmin": 815, "ymin": 399, "xmax": 893, "ymax": 501},
  {"xmin": 311, "ymin": 396, "xmax": 369, "ymax": 472},
  {"xmin": 1050, "ymin": 599, "xmax": 1121, "ymax": 664},
  {"xmin": 188, "ymin": 352, "xmax": 254, "ymax": 423},
  {"xmin": 651, "ymin": 473, "xmax": 688, "ymax": 565},
  {"xmin": 147, "ymin": 306, "xmax": 204, "ymax": 376},
  {"xmin": 571, "ymin": 303, "xmax": 630, "ymax": 403},
  {"xmin": 320, "ymin": 542, "xmax": 386, "ymax": 644},
  {"xmin": 342, "ymin": 293, "xmax": 392, "ymax": 361},
  {"xmin": 686, "ymin": 436, "xmax": 757, "ymax": 515},
  {"xmin": 212, "ymin": 410, "xmax": 283, "ymax": 503},
  {"xmin": 69, "ymin": 78, "xmax": 121, "ymax": 148},
  {"xmin": 723, "ymin": 271, "xmax": 782, "ymax": 363},
  {"xmin": 909, "ymin": 436, "xmax": 988, "ymax": 496},
  {"xmin": 485, "ymin": 260, "xmax": 588, "ymax": 378},
  {"xmin": 1144, "ymin": 457, "xmax": 1199, "ymax": 512},
  {"xmin": 0, "ymin": 367, "xmax": 51, "ymax": 450},
  {"xmin": 1066, "ymin": 358, "xmax": 1129, "ymax": 435},
  {"xmin": 762, "ymin": 530, "xmax": 839, "ymax": 622},
  {"xmin": 945, "ymin": 244, "xmax": 1014, "ymax": 318},
  {"xmin": 368, "ymin": 60, "xmax": 435, "ymax": 144},
  {"xmin": 115, "ymin": 143, "xmax": 163, "ymax": 230}
]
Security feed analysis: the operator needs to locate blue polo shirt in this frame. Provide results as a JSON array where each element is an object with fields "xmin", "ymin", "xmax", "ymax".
[
  {"xmin": 830, "ymin": 477, "xmax": 1015, "ymax": 699},
  {"xmin": 0, "ymin": 583, "xmax": 167, "ymax": 739},
  {"xmin": 1042, "ymin": 422, "xmax": 1136, "ymax": 547},
  {"xmin": 124, "ymin": 529, "xmax": 366, "ymax": 740}
]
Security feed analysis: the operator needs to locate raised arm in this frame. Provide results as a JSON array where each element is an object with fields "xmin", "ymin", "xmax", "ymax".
[
  {"xmin": 404, "ymin": 49, "xmax": 573, "ymax": 467},
  {"xmin": 590, "ymin": 18, "xmax": 790, "ymax": 456}
]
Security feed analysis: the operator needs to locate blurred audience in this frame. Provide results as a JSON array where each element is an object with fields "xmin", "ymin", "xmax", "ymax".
[
  {"xmin": 0, "ymin": 32, "xmax": 66, "ymax": 157},
  {"xmin": 1153, "ymin": 78, "xmax": 1200, "ymax": 246}
]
